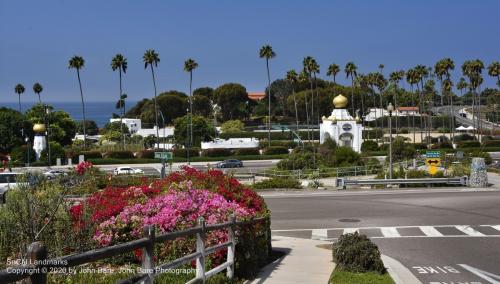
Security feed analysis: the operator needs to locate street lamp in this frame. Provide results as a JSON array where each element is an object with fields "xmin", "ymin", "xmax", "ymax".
[
  {"xmin": 186, "ymin": 107, "xmax": 190, "ymax": 165},
  {"xmin": 45, "ymin": 105, "xmax": 52, "ymax": 168},
  {"xmin": 387, "ymin": 103, "xmax": 394, "ymax": 180}
]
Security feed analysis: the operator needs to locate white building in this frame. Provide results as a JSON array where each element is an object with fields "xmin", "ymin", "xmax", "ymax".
[
  {"xmin": 320, "ymin": 94, "xmax": 364, "ymax": 153},
  {"xmin": 201, "ymin": 138, "xmax": 259, "ymax": 149},
  {"xmin": 364, "ymin": 107, "xmax": 420, "ymax": 121}
]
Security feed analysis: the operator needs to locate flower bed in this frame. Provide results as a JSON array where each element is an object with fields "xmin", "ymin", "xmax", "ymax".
[{"xmin": 69, "ymin": 166, "xmax": 270, "ymax": 278}]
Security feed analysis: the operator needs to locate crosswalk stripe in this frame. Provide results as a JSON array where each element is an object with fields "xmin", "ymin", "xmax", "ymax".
[
  {"xmin": 490, "ymin": 225, "xmax": 500, "ymax": 232},
  {"xmin": 419, "ymin": 226, "xmax": 444, "ymax": 237},
  {"xmin": 342, "ymin": 228, "xmax": 359, "ymax": 235},
  {"xmin": 311, "ymin": 229, "xmax": 328, "ymax": 240},
  {"xmin": 455, "ymin": 225, "xmax": 485, "ymax": 236},
  {"xmin": 381, "ymin": 227, "xmax": 400, "ymax": 237}
]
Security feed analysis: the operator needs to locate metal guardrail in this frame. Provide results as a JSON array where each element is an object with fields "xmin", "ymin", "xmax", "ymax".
[
  {"xmin": 0, "ymin": 215, "xmax": 268, "ymax": 284},
  {"xmin": 338, "ymin": 176, "xmax": 469, "ymax": 190}
]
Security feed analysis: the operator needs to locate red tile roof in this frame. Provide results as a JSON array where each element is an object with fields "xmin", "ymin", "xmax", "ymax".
[
  {"xmin": 397, "ymin": 106, "xmax": 419, "ymax": 111},
  {"xmin": 248, "ymin": 92, "xmax": 265, "ymax": 101}
]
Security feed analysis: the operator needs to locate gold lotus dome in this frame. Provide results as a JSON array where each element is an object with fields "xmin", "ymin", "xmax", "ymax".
[
  {"xmin": 333, "ymin": 94, "xmax": 348, "ymax": 108},
  {"xmin": 33, "ymin": 123, "xmax": 46, "ymax": 133}
]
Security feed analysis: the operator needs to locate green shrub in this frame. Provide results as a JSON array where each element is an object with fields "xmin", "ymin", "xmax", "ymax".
[
  {"xmin": 398, "ymin": 128, "xmax": 409, "ymax": 134},
  {"xmin": 482, "ymin": 140, "xmax": 500, "ymax": 147},
  {"xmin": 172, "ymin": 147, "xmax": 200, "ymax": 158},
  {"xmin": 263, "ymin": 146, "xmax": 289, "ymax": 155},
  {"xmin": 332, "ymin": 147, "xmax": 363, "ymax": 167},
  {"xmin": 332, "ymin": 232, "xmax": 386, "ymax": 274},
  {"xmin": 469, "ymin": 151, "xmax": 492, "ymax": 165},
  {"xmin": 102, "ymin": 150, "xmax": 135, "ymax": 159},
  {"xmin": 202, "ymin": 148, "xmax": 232, "ymax": 157},
  {"xmin": 136, "ymin": 149, "xmax": 155, "ymax": 159},
  {"xmin": 277, "ymin": 151, "xmax": 317, "ymax": 170},
  {"xmin": 458, "ymin": 141, "xmax": 481, "ymax": 148},
  {"xmin": 413, "ymin": 143, "xmax": 428, "ymax": 150},
  {"xmin": 9, "ymin": 145, "xmax": 36, "ymax": 164},
  {"xmin": 40, "ymin": 142, "xmax": 66, "ymax": 164},
  {"xmin": 235, "ymin": 148, "xmax": 260, "ymax": 156},
  {"xmin": 253, "ymin": 177, "xmax": 301, "ymax": 189},
  {"xmin": 259, "ymin": 140, "xmax": 297, "ymax": 148},
  {"xmin": 362, "ymin": 129, "xmax": 383, "ymax": 139},
  {"xmin": 78, "ymin": 151, "xmax": 102, "ymax": 159},
  {"xmin": 361, "ymin": 140, "xmax": 379, "ymax": 152},
  {"xmin": 455, "ymin": 134, "xmax": 476, "ymax": 142}
]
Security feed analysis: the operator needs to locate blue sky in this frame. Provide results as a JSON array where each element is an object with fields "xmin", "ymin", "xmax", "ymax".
[{"xmin": 1, "ymin": 0, "xmax": 499, "ymax": 103}]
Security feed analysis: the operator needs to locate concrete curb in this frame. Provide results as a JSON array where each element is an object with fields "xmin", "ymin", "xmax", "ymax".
[{"xmin": 382, "ymin": 254, "xmax": 422, "ymax": 284}]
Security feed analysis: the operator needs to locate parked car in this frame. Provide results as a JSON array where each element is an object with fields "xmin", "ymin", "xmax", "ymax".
[
  {"xmin": 43, "ymin": 169, "xmax": 68, "ymax": 180},
  {"xmin": 0, "ymin": 172, "xmax": 22, "ymax": 204},
  {"xmin": 215, "ymin": 159, "xmax": 243, "ymax": 168},
  {"xmin": 113, "ymin": 167, "xmax": 144, "ymax": 175}
]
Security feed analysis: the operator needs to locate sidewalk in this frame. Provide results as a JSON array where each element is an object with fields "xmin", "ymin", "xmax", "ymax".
[{"xmin": 248, "ymin": 236, "xmax": 334, "ymax": 284}]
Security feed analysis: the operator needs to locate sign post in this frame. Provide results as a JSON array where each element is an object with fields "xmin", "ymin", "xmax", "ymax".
[
  {"xmin": 425, "ymin": 151, "xmax": 441, "ymax": 176},
  {"xmin": 155, "ymin": 152, "xmax": 173, "ymax": 179}
]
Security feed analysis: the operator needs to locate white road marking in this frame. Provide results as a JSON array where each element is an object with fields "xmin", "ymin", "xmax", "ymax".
[
  {"xmin": 311, "ymin": 229, "xmax": 328, "ymax": 240},
  {"xmin": 458, "ymin": 264, "xmax": 500, "ymax": 284},
  {"xmin": 455, "ymin": 225, "xmax": 485, "ymax": 236},
  {"xmin": 381, "ymin": 227, "xmax": 401, "ymax": 237},
  {"xmin": 490, "ymin": 225, "xmax": 500, "ymax": 232},
  {"xmin": 419, "ymin": 226, "xmax": 443, "ymax": 237},
  {"xmin": 342, "ymin": 228, "xmax": 359, "ymax": 235}
]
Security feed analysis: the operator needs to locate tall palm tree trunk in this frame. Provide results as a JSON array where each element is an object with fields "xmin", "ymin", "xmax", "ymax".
[
  {"xmin": 417, "ymin": 86, "xmax": 423, "ymax": 143},
  {"xmin": 309, "ymin": 76, "xmax": 316, "ymax": 167},
  {"xmin": 378, "ymin": 90, "xmax": 384, "ymax": 144},
  {"xmin": 188, "ymin": 71, "xmax": 194, "ymax": 163},
  {"xmin": 394, "ymin": 87, "xmax": 399, "ymax": 137},
  {"xmin": 77, "ymin": 70, "xmax": 87, "ymax": 149},
  {"xmin": 119, "ymin": 69, "xmax": 125, "ymax": 149},
  {"xmin": 37, "ymin": 94, "xmax": 41, "ymax": 104},
  {"xmin": 410, "ymin": 85, "xmax": 416, "ymax": 144},
  {"xmin": 150, "ymin": 65, "xmax": 160, "ymax": 149},
  {"xmin": 304, "ymin": 90, "xmax": 311, "ymax": 142},
  {"xmin": 293, "ymin": 89, "xmax": 299, "ymax": 132},
  {"xmin": 266, "ymin": 59, "xmax": 272, "ymax": 147},
  {"xmin": 18, "ymin": 95, "xmax": 22, "ymax": 113}
]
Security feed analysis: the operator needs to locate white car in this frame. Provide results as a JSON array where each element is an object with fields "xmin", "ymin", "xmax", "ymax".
[
  {"xmin": 43, "ymin": 170, "xmax": 67, "ymax": 179},
  {"xmin": 0, "ymin": 172, "xmax": 22, "ymax": 204},
  {"xmin": 113, "ymin": 167, "xmax": 144, "ymax": 175}
]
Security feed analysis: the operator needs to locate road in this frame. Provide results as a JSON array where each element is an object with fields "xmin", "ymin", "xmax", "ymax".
[
  {"xmin": 434, "ymin": 105, "xmax": 498, "ymax": 131},
  {"xmin": 264, "ymin": 188, "xmax": 500, "ymax": 283}
]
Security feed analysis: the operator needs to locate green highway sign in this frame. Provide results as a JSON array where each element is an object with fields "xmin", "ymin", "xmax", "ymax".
[
  {"xmin": 426, "ymin": 151, "xmax": 440, "ymax": 158},
  {"xmin": 154, "ymin": 152, "xmax": 173, "ymax": 160}
]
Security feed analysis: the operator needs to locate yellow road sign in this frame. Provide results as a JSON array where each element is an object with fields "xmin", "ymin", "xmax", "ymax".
[
  {"xmin": 428, "ymin": 165, "xmax": 438, "ymax": 175},
  {"xmin": 425, "ymin": 158, "xmax": 441, "ymax": 167}
]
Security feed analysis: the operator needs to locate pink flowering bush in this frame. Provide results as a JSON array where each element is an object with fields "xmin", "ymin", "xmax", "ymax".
[
  {"xmin": 74, "ymin": 161, "xmax": 93, "ymax": 175},
  {"xmin": 94, "ymin": 181, "xmax": 252, "ymax": 265}
]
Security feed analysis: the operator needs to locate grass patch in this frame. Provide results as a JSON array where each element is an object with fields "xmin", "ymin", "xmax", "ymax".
[{"xmin": 329, "ymin": 267, "xmax": 394, "ymax": 284}]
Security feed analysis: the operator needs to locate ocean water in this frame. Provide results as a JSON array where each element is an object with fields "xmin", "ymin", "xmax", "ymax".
[{"xmin": 1, "ymin": 101, "xmax": 134, "ymax": 127}]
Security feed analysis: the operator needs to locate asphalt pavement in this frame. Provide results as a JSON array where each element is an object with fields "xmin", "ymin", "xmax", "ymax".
[{"xmin": 264, "ymin": 188, "xmax": 500, "ymax": 283}]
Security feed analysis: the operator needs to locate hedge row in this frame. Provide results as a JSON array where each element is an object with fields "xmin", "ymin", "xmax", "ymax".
[{"xmin": 219, "ymin": 131, "xmax": 319, "ymax": 140}]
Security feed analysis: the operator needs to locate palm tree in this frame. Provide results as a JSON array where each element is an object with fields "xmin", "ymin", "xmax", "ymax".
[
  {"xmin": 33, "ymin": 83, "xmax": 43, "ymax": 104},
  {"xmin": 184, "ymin": 58, "xmax": 199, "ymax": 164},
  {"xmin": 298, "ymin": 70, "xmax": 311, "ymax": 142},
  {"xmin": 68, "ymin": 55, "xmax": 87, "ymax": 148},
  {"xmin": 442, "ymin": 77, "xmax": 454, "ymax": 143},
  {"xmin": 344, "ymin": 62, "xmax": 358, "ymax": 116},
  {"xmin": 259, "ymin": 45, "xmax": 276, "ymax": 147},
  {"xmin": 488, "ymin": 61, "xmax": 500, "ymax": 87},
  {"xmin": 286, "ymin": 69, "xmax": 300, "ymax": 131},
  {"xmin": 414, "ymin": 65, "xmax": 428, "ymax": 142},
  {"xmin": 389, "ymin": 71, "xmax": 404, "ymax": 134},
  {"xmin": 111, "ymin": 54, "xmax": 128, "ymax": 149},
  {"xmin": 143, "ymin": 49, "xmax": 161, "ymax": 148},
  {"xmin": 462, "ymin": 60, "xmax": 484, "ymax": 140},
  {"xmin": 434, "ymin": 58, "xmax": 455, "ymax": 133},
  {"xmin": 14, "ymin": 84, "xmax": 25, "ymax": 113},
  {"xmin": 378, "ymin": 64, "xmax": 385, "ymax": 75},
  {"xmin": 327, "ymin": 64, "xmax": 340, "ymax": 85},
  {"xmin": 406, "ymin": 68, "xmax": 418, "ymax": 143},
  {"xmin": 309, "ymin": 59, "xmax": 320, "ymax": 128}
]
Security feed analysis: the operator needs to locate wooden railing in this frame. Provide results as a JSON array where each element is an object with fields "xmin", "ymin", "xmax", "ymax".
[{"xmin": 0, "ymin": 215, "xmax": 268, "ymax": 284}]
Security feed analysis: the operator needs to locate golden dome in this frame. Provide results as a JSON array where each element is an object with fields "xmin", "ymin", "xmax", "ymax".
[
  {"xmin": 33, "ymin": 123, "xmax": 46, "ymax": 133},
  {"xmin": 333, "ymin": 94, "xmax": 348, "ymax": 108}
]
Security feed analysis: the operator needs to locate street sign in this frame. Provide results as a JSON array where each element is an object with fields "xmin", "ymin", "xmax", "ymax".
[
  {"xmin": 426, "ymin": 150, "xmax": 440, "ymax": 158},
  {"xmin": 154, "ymin": 152, "xmax": 173, "ymax": 160},
  {"xmin": 428, "ymin": 165, "xmax": 438, "ymax": 175},
  {"xmin": 425, "ymin": 158, "xmax": 441, "ymax": 167}
]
